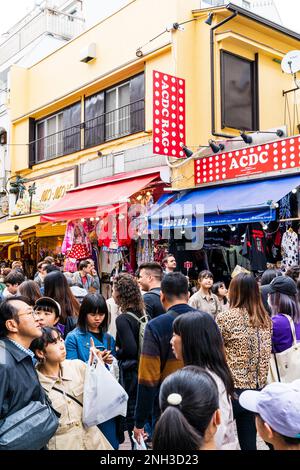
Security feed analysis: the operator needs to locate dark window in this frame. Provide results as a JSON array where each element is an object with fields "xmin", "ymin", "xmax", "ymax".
[
  {"xmin": 221, "ymin": 51, "xmax": 258, "ymax": 131},
  {"xmin": 84, "ymin": 73, "xmax": 145, "ymax": 148},
  {"xmin": 34, "ymin": 102, "xmax": 81, "ymax": 164}
]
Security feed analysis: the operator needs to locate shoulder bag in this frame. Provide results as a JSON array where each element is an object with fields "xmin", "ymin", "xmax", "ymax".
[
  {"xmin": 267, "ymin": 314, "xmax": 300, "ymax": 383},
  {"xmin": 0, "ymin": 393, "xmax": 59, "ymax": 450}
]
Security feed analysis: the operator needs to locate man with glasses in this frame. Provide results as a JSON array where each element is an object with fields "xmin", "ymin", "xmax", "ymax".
[
  {"xmin": 0, "ymin": 297, "xmax": 44, "ymax": 423},
  {"xmin": 137, "ymin": 262, "xmax": 165, "ymax": 319}
]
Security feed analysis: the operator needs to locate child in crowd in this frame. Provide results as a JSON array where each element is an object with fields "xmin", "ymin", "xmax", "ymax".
[
  {"xmin": 30, "ymin": 327, "xmax": 112, "ymax": 450},
  {"xmin": 34, "ymin": 296, "xmax": 65, "ymax": 337},
  {"xmin": 153, "ymin": 366, "xmax": 220, "ymax": 451},
  {"xmin": 212, "ymin": 282, "xmax": 229, "ymax": 312}
]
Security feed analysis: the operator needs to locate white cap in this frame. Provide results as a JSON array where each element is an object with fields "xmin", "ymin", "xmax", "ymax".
[{"xmin": 239, "ymin": 380, "xmax": 300, "ymax": 438}]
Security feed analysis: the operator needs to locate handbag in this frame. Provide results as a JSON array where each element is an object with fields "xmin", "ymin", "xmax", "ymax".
[
  {"xmin": 82, "ymin": 355, "xmax": 128, "ymax": 427},
  {"xmin": 0, "ymin": 395, "xmax": 59, "ymax": 450},
  {"xmin": 267, "ymin": 314, "xmax": 300, "ymax": 383}
]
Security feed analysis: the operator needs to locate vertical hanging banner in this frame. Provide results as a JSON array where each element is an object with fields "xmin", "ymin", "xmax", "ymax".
[{"xmin": 153, "ymin": 70, "xmax": 186, "ymax": 158}]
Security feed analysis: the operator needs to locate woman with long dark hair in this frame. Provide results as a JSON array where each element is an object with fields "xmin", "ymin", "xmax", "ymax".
[
  {"xmin": 216, "ymin": 273, "xmax": 272, "ymax": 450},
  {"xmin": 212, "ymin": 282, "xmax": 228, "ymax": 312},
  {"xmin": 65, "ymin": 293, "xmax": 118, "ymax": 449},
  {"xmin": 153, "ymin": 366, "xmax": 220, "ymax": 451},
  {"xmin": 113, "ymin": 273, "xmax": 145, "ymax": 448},
  {"xmin": 171, "ymin": 311, "xmax": 238, "ymax": 449},
  {"xmin": 44, "ymin": 271, "xmax": 80, "ymax": 336},
  {"xmin": 188, "ymin": 270, "xmax": 221, "ymax": 318}
]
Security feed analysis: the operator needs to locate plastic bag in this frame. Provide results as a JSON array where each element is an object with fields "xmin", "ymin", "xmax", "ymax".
[
  {"xmin": 82, "ymin": 355, "xmax": 128, "ymax": 427},
  {"xmin": 131, "ymin": 432, "xmax": 147, "ymax": 450}
]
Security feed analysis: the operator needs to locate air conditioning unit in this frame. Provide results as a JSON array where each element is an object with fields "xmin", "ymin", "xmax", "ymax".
[{"xmin": 79, "ymin": 43, "xmax": 96, "ymax": 63}]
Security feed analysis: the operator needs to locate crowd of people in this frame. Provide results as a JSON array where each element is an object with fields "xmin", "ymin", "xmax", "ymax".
[{"xmin": 0, "ymin": 253, "xmax": 300, "ymax": 451}]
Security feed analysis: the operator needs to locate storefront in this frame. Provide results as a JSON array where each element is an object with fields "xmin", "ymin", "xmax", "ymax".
[
  {"xmin": 147, "ymin": 136, "xmax": 300, "ymax": 284},
  {"xmin": 0, "ymin": 167, "xmax": 76, "ymax": 267}
]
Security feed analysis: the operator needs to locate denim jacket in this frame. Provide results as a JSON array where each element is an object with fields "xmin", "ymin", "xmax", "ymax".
[{"xmin": 65, "ymin": 327, "xmax": 116, "ymax": 363}]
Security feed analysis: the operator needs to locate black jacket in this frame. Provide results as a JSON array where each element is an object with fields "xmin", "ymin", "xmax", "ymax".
[
  {"xmin": 0, "ymin": 338, "xmax": 43, "ymax": 419},
  {"xmin": 143, "ymin": 288, "xmax": 165, "ymax": 319}
]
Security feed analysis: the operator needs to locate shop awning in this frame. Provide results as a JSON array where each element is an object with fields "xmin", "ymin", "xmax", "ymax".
[
  {"xmin": 41, "ymin": 168, "xmax": 162, "ymax": 223},
  {"xmin": 0, "ymin": 215, "xmax": 41, "ymax": 243},
  {"xmin": 149, "ymin": 175, "xmax": 300, "ymax": 229}
]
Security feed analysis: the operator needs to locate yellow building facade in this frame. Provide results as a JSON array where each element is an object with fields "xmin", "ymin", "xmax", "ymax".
[{"xmin": 2, "ymin": 0, "xmax": 300, "ymax": 255}]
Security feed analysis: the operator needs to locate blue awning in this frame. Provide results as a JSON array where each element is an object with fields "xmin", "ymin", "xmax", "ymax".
[{"xmin": 149, "ymin": 175, "xmax": 300, "ymax": 229}]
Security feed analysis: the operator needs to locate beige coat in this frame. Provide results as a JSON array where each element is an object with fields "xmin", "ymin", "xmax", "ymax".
[{"xmin": 37, "ymin": 359, "xmax": 113, "ymax": 450}]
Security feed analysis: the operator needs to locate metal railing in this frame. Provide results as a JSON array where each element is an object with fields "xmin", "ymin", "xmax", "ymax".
[
  {"xmin": 34, "ymin": 124, "xmax": 81, "ymax": 163},
  {"xmin": 33, "ymin": 99, "xmax": 145, "ymax": 163},
  {"xmin": 84, "ymin": 99, "xmax": 145, "ymax": 148},
  {"xmin": 0, "ymin": 8, "xmax": 84, "ymax": 66}
]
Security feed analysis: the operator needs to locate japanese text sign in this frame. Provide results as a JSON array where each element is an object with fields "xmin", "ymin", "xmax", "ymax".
[
  {"xmin": 194, "ymin": 136, "xmax": 300, "ymax": 186},
  {"xmin": 153, "ymin": 70, "xmax": 186, "ymax": 158}
]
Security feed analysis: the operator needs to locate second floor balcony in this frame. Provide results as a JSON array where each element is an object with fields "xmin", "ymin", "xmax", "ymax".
[
  {"xmin": 30, "ymin": 99, "xmax": 145, "ymax": 164},
  {"xmin": 0, "ymin": 8, "xmax": 84, "ymax": 67}
]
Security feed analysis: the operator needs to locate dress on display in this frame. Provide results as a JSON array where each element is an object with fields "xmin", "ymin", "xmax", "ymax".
[{"xmin": 281, "ymin": 229, "xmax": 298, "ymax": 271}]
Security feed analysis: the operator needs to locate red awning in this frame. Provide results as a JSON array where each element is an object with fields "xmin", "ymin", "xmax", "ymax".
[{"xmin": 41, "ymin": 169, "xmax": 161, "ymax": 222}]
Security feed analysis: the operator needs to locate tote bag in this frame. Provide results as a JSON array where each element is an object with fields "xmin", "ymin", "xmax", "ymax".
[
  {"xmin": 268, "ymin": 314, "xmax": 300, "ymax": 383},
  {"xmin": 82, "ymin": 356, "xmax": 128, "ymax": 427}
]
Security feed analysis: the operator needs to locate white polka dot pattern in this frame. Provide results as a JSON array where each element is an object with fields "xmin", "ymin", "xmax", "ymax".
[
  {"xmin": 153, "ymin": 70, "xmax": 185, "ymax": 158},
  {"xmin": 194, "ymin": 136, "xmax": 300, "ymax": 186}
]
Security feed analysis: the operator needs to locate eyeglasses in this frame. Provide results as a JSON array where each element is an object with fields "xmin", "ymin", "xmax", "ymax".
[{"xmin": 18, "ymin": 309, "xmax": 40, "ymax": 319}]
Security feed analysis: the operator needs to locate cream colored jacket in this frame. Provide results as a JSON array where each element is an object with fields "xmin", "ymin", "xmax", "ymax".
[{"xmin": 37, "ymin": 359, "xmax": 112, "ymax": 450}]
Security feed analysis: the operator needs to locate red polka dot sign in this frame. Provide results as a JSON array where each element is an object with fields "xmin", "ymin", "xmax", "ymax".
[
  {"xmin": 194, "ymin": 136, "xmax": 300, "ymax": 186},
  {"xmin": 153, "ymin": 70, "xmax": 186, "ymax": 158}
]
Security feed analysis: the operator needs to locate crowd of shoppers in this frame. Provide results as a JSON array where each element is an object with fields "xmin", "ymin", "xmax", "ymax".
[{"xmin": 0, "ymin": 254, "xmax": 300, "ymax": 452}]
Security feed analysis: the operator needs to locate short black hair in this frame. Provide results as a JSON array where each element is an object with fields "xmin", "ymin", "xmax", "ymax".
[
  {"xmin": 161, "ymin": 272, "xmax": 189, "ymax": 300},
  {"xmin": 4, "ymin": 271, "xmax": 25, "ymax": 286},
  {"xmin": 260, "ymin": 269, "xmax": 282, "ymax": 286},
  {"xmin": 43, "ymin": 264, "xmax": 59, "ymax": 274},
  {"xmin": 138, "ymin": 262, "xmax": 163, "ymax": 280},
  {"xmin": 0, "ymin": 296, "xmax": 31, "ymax": 337},
  {"xmin": 30, "ymin": 327, "xmax": 62, "ymax": 358},
  {"xmin": 78, "ymin": 293, "xmax": 108, "ymax": 333},
  {"xmin": 79, "ymin": 260, "xmax": 91, "ymax": 270},
  {"xmin": 198, "ymin": 270, "xmax": 213, "ymax": 281}
]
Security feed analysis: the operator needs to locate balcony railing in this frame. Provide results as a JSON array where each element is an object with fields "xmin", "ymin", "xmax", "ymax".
[
  {"xmin": 0, "ymin": 8, "xmax": 84, "ymax": 66},
  {"xmin": 34, "ymin": 125, "xmax": 81, "ymax": 163},
  {"xmin": 32, "ymin": 99, "xmax": 145, "ymax": 163},
  {"xmin": 84, "ymin": 99, "xmax": 145, "ymax": 148}
]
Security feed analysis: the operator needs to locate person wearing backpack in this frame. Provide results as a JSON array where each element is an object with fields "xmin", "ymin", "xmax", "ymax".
[
  {"xmin": 137, "ymin": 262, "xmax": 166, "ymax": 319},
  {"xmin": 134, "ymin": 272, "xmax": 197, "ymax": 446},
  {"xmin": 113, "ymin": 273, "xmax": 146, "ymax": 449}
]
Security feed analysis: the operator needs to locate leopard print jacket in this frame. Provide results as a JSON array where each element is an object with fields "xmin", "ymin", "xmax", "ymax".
[{"xmin": 216, "ymin": 307, "xmax": 272, "ymax": 389}]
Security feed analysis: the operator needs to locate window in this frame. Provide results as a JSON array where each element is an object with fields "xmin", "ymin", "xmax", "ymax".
[
  {"xmin": 34, "ymin": 102, "xmax": 81, "ymax": 163},
  {"xmin": 221, "ymin": 51, "xmax": 258, "ymax": 131},
  {"xmin": 84, "ymin": 73, "xmax": 145, "ymax": 148}
]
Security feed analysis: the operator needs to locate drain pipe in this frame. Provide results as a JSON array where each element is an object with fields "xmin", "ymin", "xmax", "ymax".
[{"xmin": 210, "ymin": 10, "xmax": 238, "ymax": 139}]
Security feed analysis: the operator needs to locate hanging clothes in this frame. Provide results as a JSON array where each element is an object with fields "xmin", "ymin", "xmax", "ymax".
[
  {"xmin": 281, "ymin": 229, "xmax": 298, "ymax": 271},
  {"xmin": 242, "ymin": 223, "xmax": 267, "ymax": 271}
]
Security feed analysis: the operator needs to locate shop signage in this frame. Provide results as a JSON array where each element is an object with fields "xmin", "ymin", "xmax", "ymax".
[
  {"xmin": 153, "ymin": 70, "xmax": 186, "ymax": 158},
  {"xmin": 10, "ymin": 169, "xmax": 75, "ymax": 216},
  {"xmin": 184, "ymin": 261, "xmax": 193, "ymax": 269},
  {"xmin": 194, "ymin": 136, "xmax": 300, "ymax": 186}
]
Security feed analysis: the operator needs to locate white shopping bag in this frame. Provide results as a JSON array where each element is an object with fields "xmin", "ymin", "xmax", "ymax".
[
  {"xmin": 131, "ymin": 432, "xmax": 147, "ymax": 450},
  {"xmin": 83, "ymin": 355, "xmax": 128, "ymax": 427}
]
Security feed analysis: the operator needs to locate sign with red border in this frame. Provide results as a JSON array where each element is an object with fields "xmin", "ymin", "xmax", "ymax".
[
  {"xmin": 194, "ymin": 136, "xmax": 300, "ymax": 186},
  {"xmin": 153, "ymin": 70, "xmax": 186, "ymax": 158}
]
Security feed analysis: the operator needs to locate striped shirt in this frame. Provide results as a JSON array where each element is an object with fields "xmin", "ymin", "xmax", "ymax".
[{"xmin": 135, "ymin": 303, "xmax": 196, "ymax": 428}]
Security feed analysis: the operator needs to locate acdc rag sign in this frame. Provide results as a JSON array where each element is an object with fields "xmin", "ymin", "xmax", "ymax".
[
  {"xmin": 153, "ymin": 71, "xmax": 186, "ymax": 158},
  {"xmin": 194, "ymin": 136, "xmax": 300, "ymax": 186}
]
